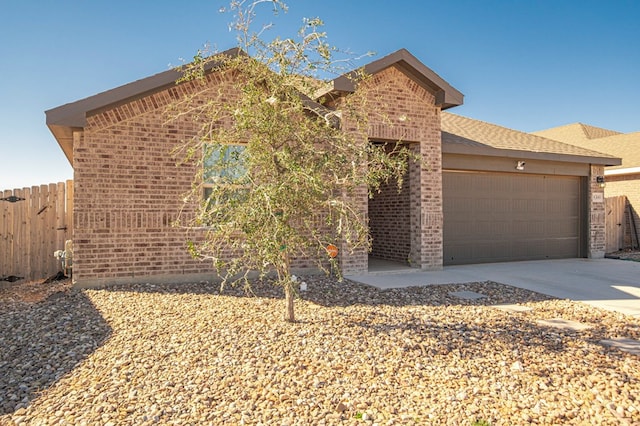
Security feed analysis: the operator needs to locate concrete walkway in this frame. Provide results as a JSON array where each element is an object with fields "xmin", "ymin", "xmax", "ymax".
[{"xmin": 346, "ymin": 258, "xmax": 640, "ymax": 317}]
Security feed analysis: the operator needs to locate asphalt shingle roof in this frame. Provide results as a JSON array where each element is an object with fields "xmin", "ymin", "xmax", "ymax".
[
  {"xmin": 534, "ymin": 130, "xmax": 640, "ymax": 171},
  {"xmin": 441, "ymin": 112, "xmax": 620, "ymax": 165},
  {"xmin": 532, "ymin": 123, "xmax": 622, "ymax": 144}
]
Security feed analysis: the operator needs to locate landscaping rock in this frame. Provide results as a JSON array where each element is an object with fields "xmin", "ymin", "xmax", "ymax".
[{"xmin": 1, "ymin": 278, "xmax": 639, "ymax": 425}]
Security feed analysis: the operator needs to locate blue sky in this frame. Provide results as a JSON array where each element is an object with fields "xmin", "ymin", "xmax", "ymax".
[{"xmin": 1, "ymin": 0, "xmax": 638, "ymax": 190}]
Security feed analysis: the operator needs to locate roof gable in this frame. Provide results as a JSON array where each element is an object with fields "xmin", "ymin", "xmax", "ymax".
[
  {"xmin": 323, "ymin": 49, "xmax": 463, "ymax": 109},
  {"xmin": 47, "ymin": 48, "xmax": 243, "ymax": 130}
]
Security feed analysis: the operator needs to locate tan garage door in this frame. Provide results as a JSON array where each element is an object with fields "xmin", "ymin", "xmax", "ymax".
[{"xmin": 443, "ymin": 171, "xmax": 584, "ymax": 265}]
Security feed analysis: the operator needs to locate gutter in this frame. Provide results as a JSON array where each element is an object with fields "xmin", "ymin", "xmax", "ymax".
[{"xmin": 605, "ymin": 167, "xmax": 640, "ymax": 176}]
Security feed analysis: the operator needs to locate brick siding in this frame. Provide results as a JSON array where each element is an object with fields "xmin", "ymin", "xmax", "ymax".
[
  {"xmin": 72, "ymin": 64, "xmax": 447, "ymax": 285},
  {"xmin": 337, "ymin": 65, "xmax": 443, "ymax": 273},
  {"xmin": 72, "ymin": 60, "xmax": 604, "ymax": 286},
  {"xmin": 588, "ymin": 165, "xmax": 606, "ymax": 258},
  {"xmin": 369, "ymin": 164, "xmax": 411, "ymax": 263},
  {"xmin": 73, "ymin": 74, "xmax": 239, "ymax": 286}
]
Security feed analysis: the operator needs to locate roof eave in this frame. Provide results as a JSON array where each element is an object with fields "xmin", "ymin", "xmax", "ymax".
[
  {"xmin": 46, "ymin": 47, "xmax": 242, "ymax": 128},
  {"xmin": 47, "ymin": 124, "xmax": 75, "ymax": 165},
  {"xmin": 45, "ymin": 47, "xmax": 243, "ymax": 164},
  {"xmin": 442, "ymin": 142, "xmax": 622, "ymax": 166}
]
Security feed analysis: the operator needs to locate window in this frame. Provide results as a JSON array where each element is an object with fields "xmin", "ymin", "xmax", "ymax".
[{"xmin": 203, "ymin": 144, "xmax": 247, "ymax": 200}]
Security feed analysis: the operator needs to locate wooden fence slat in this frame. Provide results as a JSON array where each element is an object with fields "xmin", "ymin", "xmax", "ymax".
[
  {"xmin": 33, "ymin": 185, "xmax": 42, "ymax": 280},
  {"xmin": 45, "ymin": 183, "xmax": 57, "ymax": 276},
  {"xmin": 55, "ymin": 182, "xmax": 65, "ymax": 274},
  {"xmin": 1, "ymin": 189, "xmax": 12, "ymax": 277},
  {"xmin": 16, "ymin": 187, "xmax": 28, "ymax": 280},
  {"xmin": 0, "ymin": 181, "xmax": 73, "ymax": 282},
  {"xmin": 66, "ymin": 180, "xmax": 73, "ymax": 243}
]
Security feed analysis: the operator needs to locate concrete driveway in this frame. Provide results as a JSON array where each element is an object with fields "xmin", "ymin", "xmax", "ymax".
[{"xmin": 346, "ymin": 258, "xmax": 640, "ymax": 317}]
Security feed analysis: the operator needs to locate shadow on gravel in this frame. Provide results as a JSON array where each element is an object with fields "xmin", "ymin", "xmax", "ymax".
[
  {"xmin": 305, "ymin": 279, "xmax": 557, "ymax": 308},
  {"xmin": 92, "ymin": 278, "xmax": 557, "ymax": 308},
  {"xmin": 0, "ymin": 291, "xmax": 111, "ymax": 415},
  {"xmin": 92, "ymin": 278, "xmax": 636, "ymax": 367}
]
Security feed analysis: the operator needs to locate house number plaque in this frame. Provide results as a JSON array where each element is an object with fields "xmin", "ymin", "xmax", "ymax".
[{"xmin": 592, "ymin": 193, "xmax": 604, "ymax": 203}]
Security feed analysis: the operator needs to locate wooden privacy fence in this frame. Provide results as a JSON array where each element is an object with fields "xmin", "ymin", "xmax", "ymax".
[
  {"xmin": 606, "ymin": 196, "xmax": 626, "ymax": 253},
  {"xmin": 605, "ymin": 195, "xmax": 640, "ymax": 253},
  {"xmin": 1, "ymin": 181, "xmax": 73, "ymax": 282}
]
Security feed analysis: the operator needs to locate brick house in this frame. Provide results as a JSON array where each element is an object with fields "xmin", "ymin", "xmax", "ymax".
[
  {"xmin": 46, "ymin": 48, "xmax": 620, "ymax": 288},
  {"xmin": 533, "ymin": 123, "xmax": 640, "ymax": 250}
]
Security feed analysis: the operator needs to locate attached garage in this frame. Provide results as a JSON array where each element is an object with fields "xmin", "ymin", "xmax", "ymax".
[
  {"xmin": 443, "ymin": 170, "xmax": 586, "ymax": 265},
  {"xmin": 440, "ymin": 112, "xmax": 619, "ymax": 266}
]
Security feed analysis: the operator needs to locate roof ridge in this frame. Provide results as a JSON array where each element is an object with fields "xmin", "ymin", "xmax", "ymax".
[
  {"xmin": 532, "ymin": 122, "xmax": 584, "ymax": 134},
  {"xmin": 578, "ymin": 123, "xmax": 622, "ymax": 139}
]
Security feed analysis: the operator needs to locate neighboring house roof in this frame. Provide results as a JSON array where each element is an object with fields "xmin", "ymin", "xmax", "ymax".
[
  {"xmin": 322, "ymin": 48, "xmax": 464, "ymax": 110},
  {"xmin": 441, "ymin": 112, "xmax": 620, "ymax": 166},
  {"xmin": 594, "ymin": 132, "xmax": 640, "ymax": 173},
  {"xmin": 533, "ymin": 123, "xmax": 640, "ymax": 173},
  {"xmin": 532, "ymin": 123, "xmax": 622, "ymax": 144}
]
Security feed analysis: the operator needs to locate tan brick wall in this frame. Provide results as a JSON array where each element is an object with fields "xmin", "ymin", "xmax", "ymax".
[
  {"xmin": 605, "ymin": 173, "xmax": 640, "ymax": 247},
  {"xmin": 588, "ymin": 165, "xmax": 606, "ymax": 258},
  {"xmin": 73, "ymin": 74, "xmax": 240, "ymax": 286},
  {"xmin": 369, "ymin": 162, "xmax": 410, "ymax": 263},
  {"xmin": 72, "ymin": 69, "xmax": 385, "ymax": 286},
  {"xmin": 339, "ymin": 65, "xmax": 443, "ymax": 273}
]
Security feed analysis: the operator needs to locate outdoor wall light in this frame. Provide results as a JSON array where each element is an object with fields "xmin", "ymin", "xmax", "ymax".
[
  {"xmin": 515, "ymin": 161, "xmax": 526, "ymax": 171},
  {"xmin": 596, "ymin": 176, "xmax": 606, "ymax": 188}
]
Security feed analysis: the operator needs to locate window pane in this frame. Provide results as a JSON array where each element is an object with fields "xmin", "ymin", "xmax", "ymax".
[{"xmin": 204, "ymin": 144, "xmax": 246, "ymax": 182}]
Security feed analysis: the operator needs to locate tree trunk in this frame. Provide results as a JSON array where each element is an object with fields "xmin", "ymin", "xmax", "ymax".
[{"xmin": 284, "ymin": 281, "xmax": 295, "ymax": 322}]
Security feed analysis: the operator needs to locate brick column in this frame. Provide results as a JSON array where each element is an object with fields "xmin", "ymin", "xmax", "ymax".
[
  {"xmin": 410, "ymin": 119, "xmax": 444, "ymax": 270},
  {"xmin": 588, "ymin": 165, "xmax": 606, "ymax": 258}
]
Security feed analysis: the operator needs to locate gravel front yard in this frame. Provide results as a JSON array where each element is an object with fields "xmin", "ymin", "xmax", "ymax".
[{"xmin": 1, "ymin": 277, "xmax": 639, "ymax": 425}]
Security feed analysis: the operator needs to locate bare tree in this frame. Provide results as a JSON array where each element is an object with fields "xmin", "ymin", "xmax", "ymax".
[{"xmin": 174, "ymin": 0, "xmax": 413, "ymax": 322}]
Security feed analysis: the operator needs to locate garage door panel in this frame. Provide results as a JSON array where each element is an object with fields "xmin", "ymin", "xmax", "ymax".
[
  {"xmin": 546, "ymin": 238, "xmax": 578, "ymax": 258},
  {"xmin": 445, "ymin": 198, "xmax": 472, "ymax": 212},
  {"xmin": 513, "ymin": 219, "xmax": 545, "ymax": 237},
  {"xmin": 514, "ymin": 240, "xmax": 546, "ymax": 258},
  {"xmin": 548, "ymin": 199, "xmax": 579, "ymax": 215},
  {"xmin": 546, "ymin": 218, "xmax": 579, "ymax": 237},
  {"xmin": 444, "ymin": 171, "xmax": 583, "ymax": 265},
  {"xmin": 444, "ymin": 243, "xmax": 473, "ymax": 262}
]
